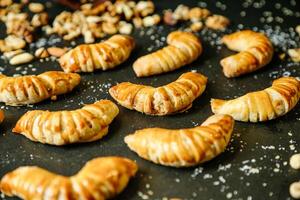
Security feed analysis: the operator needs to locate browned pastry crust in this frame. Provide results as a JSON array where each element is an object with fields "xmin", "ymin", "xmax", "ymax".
[
  {"xmin": 125, "ymin": 114, "xmax": 234, "ymax": 167},
  {"xmin": 0, "ymin": 110, "xmax": 4, "ymax": 123},
  {"xmin": 13, "ymin": 100, "xmax": 119, "ymax": 145},
  {"xmin": 59, "ymin": 35, "xmax": 135, "ymax": 73},
  {"xmin": 109, "ymin": 72, "xmax": 207, "ymax": 116},
  {"xmin": 133, "ymin": 31, "xmax": 202, "ymax": 77},
  {"xmin": 0, "ymin": 71, "xmax": 80, "ymax": 106},
  {"xmin": 220, "ymin": 30, "xmax": 274, "ymax": 78},
  {"xmin": 211, "ymin": 77, "xmax": 300, "ymax": 122},
  {"xmin": 0, "ymin": 156, "xmax": 138, "ymax": 200}
]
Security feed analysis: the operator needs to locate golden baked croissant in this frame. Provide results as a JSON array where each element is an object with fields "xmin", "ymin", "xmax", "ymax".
[
  {"xmin": 0, "ymin": 156, "xmax": 138, "ymax": 200},
  {"xmin": 0, "ymin": 110, "xmax": 4, "ymax": 123},
  {"xmin": 125, "ymin": 114, "xmax": 234, "ymax": 167},
  {"xmin": 211, "ymin": 77, "xmax": 300, "ymax": 122},
  {"xmin": 133, "ymin": 31, "xmax": 202, "ymax": 77},
  {"xmin": 59, "ymin": 35, "xmax": 135, "ymax": 73},
  {"xmin": 109, "ymin": 72, "xmax": 207, "ymax": 116},
  {"xmin": 13, "ymin": 100, "xmax": 119, "ymax": 145},
  {"xmin": 0, "ymin": 71, "xmax": 80, "ymax": 106},
  {"xmin": 220, "ymin": 30, "xmax": 274, "ymax": 78}
]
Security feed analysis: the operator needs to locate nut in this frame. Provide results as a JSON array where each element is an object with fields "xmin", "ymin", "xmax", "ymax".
[
  {"xmin": 119, "ymin": 21, "xmax": 133, "ymax": 34},
  {"xmin": 4, "ymin": 35, "xmax": 26, "ymax": 50},
  {"xmin": 102, "ymin": 22, "xmax": 118, "ymax": 34},
  {"xmin": 143, "ymin": 14, "xmax": 160, "ymax": 27},
  {"xmin": 290, "ymin": 182, "xmax": 300, "ymax": 199},
  {"xmin": 205, "ymin": 14, "xmax": 230, "ymax": 30},
  {"xmin": 3, "ymin": 49, "xmax": 23, "ymax": 60},
  {"xmin": 132, "ymin": 17, "xmax": 143, "ymax": 28},
  {"xmin": 290, "ymin": 153, "xmax": 300, "ymax": 169},
  {"xmin": 136, "ymin": 1, "xmax": 155, "ymax": 17},
  {"xmin": 173, "ymin": 4, "xmax": 190, "ymax": 21},
  {"xmin": 288, "ymin": 48, "xmax": 300, "ymax": 62},
  {"xmin": 9, "ymin": 52, "xmax": 34, "ymax": 65},
  {"xmin": 190, "ymin": 21, "xmax": 203, "ymax": 32},
  {"xmin": 28, "ymin": 3, "xmax": 44, "ymax": 13},
  {"xmin": 31, "ymin": 12, "xmax": 48, "ymax": 27},
  {"xmin": 0, "ymin": 0, "xmax": 12, "ymax": 7},
  {"xmin": 35, "ymin": 47, "xmax": 49, "ymax": 58},
  {"xmin": 163, "ymin": 10, "xmax": 177, "ymax": 26},
  {"xmin": 47, "ymin": 47, "xmax": 68, "ymax": 58},
  {"xmin": 189, "ymin": 7, "xmax": 211, "ymax": 22},
  {"xmin": 84, "ymin": 31, "xmax": 95, "ymax": 44}
]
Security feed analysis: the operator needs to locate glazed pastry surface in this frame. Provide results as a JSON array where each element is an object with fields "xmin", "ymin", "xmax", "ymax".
[
  {"xmin": 109, "ymin": 72, "xmax": 207, "ymax": 115},
  {"xmin": 60, "ymin": 35, "xmax": 135, "ymax": 72},
  {"xmin": 0, "ymin": 157, "xmax": 138, "ymax": 200},
  {"xmin": 133, "ymin": 31, "xmax": 202, "ymax": 77},
  {"xmin": 13, "ymin": 100, "xmax": 119, "ymax": 145},
  {"xmin": 0, "ymin": 71, "xmax": 80, "ymax": 106},
  {"xmin": 211, "ymin": 77, "xmax": 300, "ymax": 122},
  {"xmin": 220, "ymin": 30, "xmax": 274, "ymax": 78},
  {"xmin": 125, "ymin": 114, "xmax": 234, "ymax": 167}
]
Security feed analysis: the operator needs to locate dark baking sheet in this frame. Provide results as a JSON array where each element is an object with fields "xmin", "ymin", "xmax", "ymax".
[{"xmin": 0, "ymin": 0, "xmax": 300, "ymax": 199}]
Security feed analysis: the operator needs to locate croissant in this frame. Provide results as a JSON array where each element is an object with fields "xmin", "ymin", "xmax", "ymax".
[
  {"xmin": 0, "ymin": 156, "xmax": 138, "ymax": 200},
  {"xmin": 125, "ymin": 114, "xmax": 234, "ymax": 167},
  {"xmin": 13, "ymin": 100, "xmax": 119, "ymax": 145},
  {"xmin": 0, "ymin": 109, "xmax": 4, "ymax": 123},
  {"xmin": 211, "ymin": 77, "xmax": 300, "ymax": 122},
  {"xmin": 0, "ymin": 71, "xmax": 80, "ymax": 106},
  {"xmin": 220, "ymin": 30, "xmax": 274, "ymax": 78},
  {"xmin": 109, "ymin": 72, "xmax": 207, "ymax": 116},
  {"xmin": 59, "ymin": 35, "xmax": 135, "ymax": 73},
  {"xmin": 133, "ymin": 31, "xmax": 202, "ymax": 77}
]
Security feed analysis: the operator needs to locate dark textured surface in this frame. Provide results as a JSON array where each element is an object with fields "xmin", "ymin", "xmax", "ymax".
[{"xmin": 0, "ymin": 0, "xmax": 300, "ymax": 199}]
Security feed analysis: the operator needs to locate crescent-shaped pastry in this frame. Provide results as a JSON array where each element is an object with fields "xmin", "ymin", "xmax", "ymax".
[
  {"xmin": 125, "ymin": 114, "xmax": 234, "ymax": 167},
  {"xmin": 0, "ymin": 110, "xmax": 4, "ymax": 123},
  {"xmin": 109, "ymin": 72, "xmax": 207, "ymax": 116},
  {"xmin": 0, "ymin": 71, "xmax": 80, "ymax": 106},
  {"xmin": 59, "ymin": 35, "xmax": 135, "ymax": 73},
  {"xmin": 211, "ymin": 77, "xmax": 300, "ymax": 122},
  {"xmin": 0, "ymin": 156, "xmax": 138, "ymax": 200},
  {"xmin": 220, "ymin": 30, "xmax": 274, "ymax": 78},
  {"xmin": 12, "ymin": 100, "xmax": 119, "ymax": 145},
  {"xmin": 133, "ymin": 31, "xmax": 202, "ymax": 77}
]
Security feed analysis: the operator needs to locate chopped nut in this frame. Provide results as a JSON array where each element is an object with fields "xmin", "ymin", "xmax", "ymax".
[
  {"xmin": 290, "ymin": 182, "xmax": 300, "ymax": 199},
  {"xmin": 35, "ymin": 47, "xmax": 49, "ymax": 58},
  {"xmin": 102, "ymin": 22, "xmax": 118, "ymax": 34},
  {"xmin": 9, "ymin": 52, "xmax": 34, "ymax": 65},
  {"xmin": 3, "ymin": 49, "xmax": 23, "ymax": 60},
  {"xmin": 31, "ymin": 12, "xmax": 48, "ymax": 27},
  {"xmin": 163, "ymin": 10, "xmax": 177, "ymax": 26},
  {"xmin": 42, "ymin": 25, "xmax": 54, "ymax": 35},
  {"xmin": 189, "ymin": 7, "xmax": 210, "ymax": 22},
  {"xmin": 119, "ymin": 21, "xmax": 133, "ymax": 34},
  {"xmin": 278, "ymin": 53, "xmax": 286, "ymax": 60},
  {"xmin": 190, "ymin": 21, "xmax": 203, "ymax": 32},
  {"xmin": 84, "ymin": 31, "xmax": 95, "ymax": 44},
  {"xmin": 296, "ymin": 25, "xmax": 300, "ymax": 36},
  {"xmin": 6, "ymin": 18, "xmax": 34, "ymax": 42},
  {"xmin": 28, "ymin": 3, "xmax": 44, "ymax": 13},
  {"xmin": 47, "ymin": 47, "xmax": 68, "ymax": 58},
  {"xmin": 5, "ymin": 35, "xmax": 26, "ymax": 50},
  {"xmin": 288, "ymin": 48, "xmax": 300, "ymax": 62},
  {"xmin": 143, "ymin": 14, "xmax": 160, "ymax": 27},
  {"xmin": 205, "ymin": 14, "xmax": 230, "ymax": 30},
  {"xmin": 173, "ymin": 4, "xmax": 190, "ymax": 21},
  {"xmin": 133, "ymin": 17, "xmax": 143, "ymax": 28},
  {"xmin": 0, "ymin": 0, "xmax": 12, "ymax": 7},
  {"xmin": 136, "ymin": 1, "xmax": 155, "ymax": 17}
]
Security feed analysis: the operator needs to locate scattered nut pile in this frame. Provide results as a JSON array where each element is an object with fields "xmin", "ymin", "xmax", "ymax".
[
  {"xmin": 163, "ymin": 4, "xmax": 230, "ymax": 31},
  {"xmin": 46, "ymin": 1, "xmax": 160, "ymax": 43}
]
